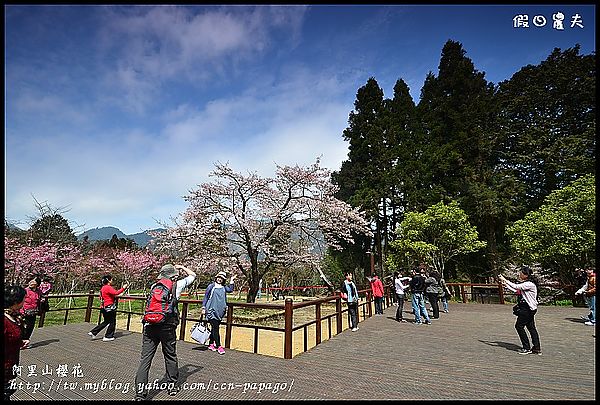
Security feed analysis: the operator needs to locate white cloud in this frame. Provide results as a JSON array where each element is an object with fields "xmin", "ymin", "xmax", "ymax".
[{"xmin": 95, "ymin": 5, "xmax": 309, "ymax": 113}]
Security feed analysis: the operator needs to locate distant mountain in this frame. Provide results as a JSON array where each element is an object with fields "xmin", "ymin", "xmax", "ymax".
[
  {"xmin": 78, "ymin": 226, "xmax": 127, "ymax": 241},
  {"xmin": 128, "ymin": 229, "xmax": 166, "ymax": 247},
  {"xmin": 6, "ymin": 222, "xmax": 23, "ymax": 231},
  {"xmin": 77, "ymin": 227, "xmax": 166, "ymax": 247}
]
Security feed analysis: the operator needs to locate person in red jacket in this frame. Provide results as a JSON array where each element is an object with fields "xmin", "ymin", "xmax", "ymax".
[
  {"xmin": 370, "ymin": 274, "xmax": 385, "ymax": 315},
  {"xmin": 88, "ymin": 274, "xmax": 128, "ymax": 341},
  {"xmin": 4, "ymin": 285, "xmax": 27, "ymax": 400}
]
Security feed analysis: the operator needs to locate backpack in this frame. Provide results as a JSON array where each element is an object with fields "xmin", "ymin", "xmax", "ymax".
[{"xmin": 143, "ymin": 279, "xmax": 177, "ymax": 325}]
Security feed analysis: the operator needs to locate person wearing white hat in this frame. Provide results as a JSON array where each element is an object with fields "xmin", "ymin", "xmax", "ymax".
[{"xmin": 202, "ymin": 270, "xmax": 237, "ymax": 355}]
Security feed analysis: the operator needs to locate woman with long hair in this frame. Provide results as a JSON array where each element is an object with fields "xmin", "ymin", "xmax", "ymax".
[{"xmin": 499, "ymin": 266, "xmax": 542, "ymax": 355}]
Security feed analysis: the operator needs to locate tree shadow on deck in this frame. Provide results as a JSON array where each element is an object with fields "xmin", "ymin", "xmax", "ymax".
[
  {"xmin": 30, "ymin": 339, "xmax": 60, "ymax": 349},
  {"xmin": 478, "ymin": 340, "xmax": 521, "ymax": 352}
]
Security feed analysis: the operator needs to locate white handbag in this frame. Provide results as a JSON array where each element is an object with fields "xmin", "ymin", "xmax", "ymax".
[{"xmin": 190, "ymin": 321, "xmax": 211, "ymax": 344}]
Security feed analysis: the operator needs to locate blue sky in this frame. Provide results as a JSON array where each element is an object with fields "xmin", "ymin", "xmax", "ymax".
[{"xmin": 5, "ymin": 4, "xmax": 596, "ymax": 235}]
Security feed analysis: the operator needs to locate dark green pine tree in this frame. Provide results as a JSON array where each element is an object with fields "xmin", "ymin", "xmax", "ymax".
[
  {"xmin": 379, "ymin": 78, "xmax": 423, "ymax": 252},
  {"xmin": 417, "ymin": 40, "xmax": 504, "ymax": 280},
  {"xmin": 495, "ymin": 45, "xmax": 596, "ymax": 217},
  {"xmin": 332, "ymin": 77, "xmax": 386, "ymax": 271}
]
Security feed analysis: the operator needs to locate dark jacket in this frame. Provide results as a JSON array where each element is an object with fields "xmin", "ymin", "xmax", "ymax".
[{"xmin": 410, "ymin": 274, "xmax": 425, "ymax": 293}]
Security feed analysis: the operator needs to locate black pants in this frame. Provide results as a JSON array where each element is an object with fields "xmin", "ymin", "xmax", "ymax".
[
  {"xmin": 90, "ymin": 308, "xmax": 117, "ymax": 338},
  {"xmin": 347, "ymin": 302, "xmax": 359, "ymax": 329},
  {"xmin": 395, "ymin": 294, "xmax": 405, "ymax": 321},
  {"xmin": 374, "ymin": 297, "xmax": 383, "ymax": 314},
  {"xmin": 426, "ymin": 293, "xmax": 440, "ymax": 319},
  {"xmin": 208, "ymin": 319, "xmax": 222, "ymax": 347},
  {"xmin": 135, "ymin": 323, "xmax": 179, "ymax": 399},
  {"xmin": 23, "ymin": 314, "xmax": 37, "ymax": 340},
  {"xmin": 515, "ymin": 307, "xmax": 541, "ymax": 352}
]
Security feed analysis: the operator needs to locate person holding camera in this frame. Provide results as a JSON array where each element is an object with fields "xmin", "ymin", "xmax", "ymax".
[
  {"xmin": 498, "ymin": 266, "xmax": 542, "ymax": 355},
  {"xmin": 134, "ymin": 263, "xmax": 196, "ymax": 400},
  {"xmin": 19, "ymin": 278, "xmax": 42, "ymax": 349},
  {"xmin": 88, "ymin": 274, "xmax": 129, "ymax": 342}
]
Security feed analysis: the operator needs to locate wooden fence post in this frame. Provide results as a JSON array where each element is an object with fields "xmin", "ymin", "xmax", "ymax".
[
  {"xmin": 461, "ymin": 285, "xmax": 467, "ymax": 303},
  {"xmin": 335, "ymin": 297, "xmax": 342, "ymax": 334},
  {"xmin": 367, "ymin": 291, "xmax": 372, "ymax": 317},
  {"xmin": 178, "ymin": 302, "xmax": 188, "ymax": 341},
  {"xmin": 225, "ymin": 303, "xmax": 234, "ymax": 349},
  {"xmin": 85, "ymin": 290, "xmax": 95, "ymax": 323},
  {"xmin": 38, "ymin": 305, "xmax": 47, "ymax": 328},
  {"xmin": 498, "ymin": 282, "xmax": 505, "ymax": 305},
  {"xmin": 284, "ymin": 298, "xmax": 293, "ymax": 359},
  {"xmin": 315, "ymin": 302, "xmax": 322, "ymax": 346}
]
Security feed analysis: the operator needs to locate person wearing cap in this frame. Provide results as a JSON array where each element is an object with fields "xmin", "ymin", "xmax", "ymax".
[
  {"xmin": 134, "ymin": 263, "xmax": 196, "ymax": 400},
  {"xmin": 202, "ymin": 270, "xmax": 237, "ymax": 355}
]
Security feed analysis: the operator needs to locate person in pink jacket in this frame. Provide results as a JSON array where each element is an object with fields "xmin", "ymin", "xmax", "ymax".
[
  {"xmin": 369, "ymin": 274, "xmax": 385, "ymax": 315},
  {"xmin": 19, "ymin": 278, "xmax": 42, "ymax": 349}
]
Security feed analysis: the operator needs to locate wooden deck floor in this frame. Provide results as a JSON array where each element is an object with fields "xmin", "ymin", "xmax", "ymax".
[{"xmin": 10, "ymin": 302, "xmax": 596, "ymax": 400}]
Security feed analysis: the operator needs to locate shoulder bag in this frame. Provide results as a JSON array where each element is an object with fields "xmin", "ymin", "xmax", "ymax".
[{"xmin": 190, "ymin": 315, "xmax": 211, "ymax": 344}]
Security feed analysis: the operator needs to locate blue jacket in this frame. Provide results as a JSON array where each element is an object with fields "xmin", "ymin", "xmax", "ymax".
[{"xmin": 203, "ymin": 282, "xmax": 234, "ymax": 321}]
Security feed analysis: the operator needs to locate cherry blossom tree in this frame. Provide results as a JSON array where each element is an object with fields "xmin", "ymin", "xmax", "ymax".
[
  {"xmin": 116, "ymin": 249, "xmax": 169, "ymax": 292},
  {"xmin": 154, "ymin": 158, "xmax": 372, "ymax": 302},
  {"xmin": 4, "ymin": 236, "xmax": 60, "ymax": 285},
  {"xmin": 4, "ymin": 235, "xmax": 169, "ymax": 295},
  {"xmin": 4, "ymin": 236, "xmax": 87, "ymax": 293}
]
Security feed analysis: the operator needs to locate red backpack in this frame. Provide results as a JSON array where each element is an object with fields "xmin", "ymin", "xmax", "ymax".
[{"xmin": 143, "ymin": 279, "xmax": 177, "ymax": 324}]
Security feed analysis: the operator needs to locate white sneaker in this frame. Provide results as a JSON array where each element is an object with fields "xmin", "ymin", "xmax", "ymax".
[
  {"xmin": 351, "ymin": 328, "xmax": 358, "ymax": 332},
  {"xmin": 102, "ymin": 337, "xmax": 115, "ymax": 341},
  {"xmin": 584, "ymin": 321, "xmax": 595, "ymax": 326}
]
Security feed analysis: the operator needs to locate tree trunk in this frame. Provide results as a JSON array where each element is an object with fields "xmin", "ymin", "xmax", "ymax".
[
  {"xmin": 246, "ymin": 278, "xmax": 259, "ymax": 303},
  {"xmin": 314, "ymin": 264, "xmax": 335, "ymax": 295},
  {"xmin": 245, "ymin": 260, "xmax": 260, "ymax": 302}
]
